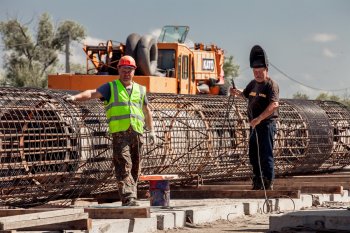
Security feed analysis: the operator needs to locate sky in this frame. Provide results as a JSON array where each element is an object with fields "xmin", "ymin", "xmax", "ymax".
[{"xmin": 1, "ymin": 0, "xmax": 350, "ymax": 98}]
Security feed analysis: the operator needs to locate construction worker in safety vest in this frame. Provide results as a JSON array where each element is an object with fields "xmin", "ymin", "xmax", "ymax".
[{"xmin": 64, "ymin": 55, "xmax": 155, "ymax": 206}]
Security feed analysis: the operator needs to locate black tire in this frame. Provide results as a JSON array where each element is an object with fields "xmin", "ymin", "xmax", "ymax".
[
  {"xmin": 136, "ymin": 35, "xmax": 158, "ymax": 76},
  {"xmin": 125, "ymin": 33, "xmax": 141, "ymax": 59},
  {"xmin": 219, "ymin": 83, "xmax": 230, "ymax": 95}
]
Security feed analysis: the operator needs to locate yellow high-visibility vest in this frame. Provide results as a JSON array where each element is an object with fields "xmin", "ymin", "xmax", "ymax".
[{"xmin": 105, "ymin": 80, "xmax": 145, "ymax": 134}]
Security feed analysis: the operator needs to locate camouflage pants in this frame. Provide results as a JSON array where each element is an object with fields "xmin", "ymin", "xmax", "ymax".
[{"xmin": 112, "ymin": 129, "xmax": 143, "ymax": 203}]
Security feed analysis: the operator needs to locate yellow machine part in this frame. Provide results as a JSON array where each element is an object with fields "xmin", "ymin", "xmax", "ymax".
[{"xmin": 48, "ymin": 74, "xmax": 178, "ymax": 93}]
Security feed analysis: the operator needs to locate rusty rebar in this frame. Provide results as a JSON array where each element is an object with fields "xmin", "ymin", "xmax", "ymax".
[{"xmin": 0, "ymin": 89, "xmax": 349, "ymax": 207}]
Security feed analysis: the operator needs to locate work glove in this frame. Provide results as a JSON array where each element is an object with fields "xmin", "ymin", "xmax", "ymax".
[
  {"xmin": 149, "ymin": 131, "xmax": 156, "ymax": 145},
  {"xmin": 63, "ymin": 94, "xmax": 76, "ymax": 102}
]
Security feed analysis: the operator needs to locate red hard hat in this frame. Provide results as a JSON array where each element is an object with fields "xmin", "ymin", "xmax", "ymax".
[{"xmin": 118, "ymin": 55, "xmax": 137, "ymax": 68}]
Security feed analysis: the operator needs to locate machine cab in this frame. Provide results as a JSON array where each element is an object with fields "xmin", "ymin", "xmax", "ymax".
[{"xmin": 157, "ymin": 26, "xmax": 194, "ymax": 94}]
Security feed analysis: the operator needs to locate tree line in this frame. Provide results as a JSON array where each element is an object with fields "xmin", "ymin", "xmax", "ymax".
[
  {"xmin": 0, "ymin": 13, "xmax": 85, "ymax": 87},
  {"xmin": 293, "ymin": 91, "xmax": 350, "ymax": 108}
]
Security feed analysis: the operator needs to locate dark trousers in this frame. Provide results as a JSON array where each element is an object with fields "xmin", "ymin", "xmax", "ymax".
[
  {"xmin": 112, "ymin": 129, "xmax": 143, "ymax": 203},
  {"xmin": 249, "ymin": 120, "xmax": 276, "ymax": 181}
]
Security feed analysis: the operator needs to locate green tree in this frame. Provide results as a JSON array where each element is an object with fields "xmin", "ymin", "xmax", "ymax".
[
  {"xmin": 292, "ymin": 92, "xmax": 309, "ymax": 100},
  {"xmin": 220, "ymin": 55, "xmax": 240, "ymax": 95},
  {"xmin": 316, "ymin": 92, "xmax": 340, "ymax": 102},
  {"xmin": 0, "ymin": 13, "xmax": 86, "ymax": 87}
]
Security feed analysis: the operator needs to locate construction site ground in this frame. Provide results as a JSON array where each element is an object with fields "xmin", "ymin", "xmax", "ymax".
[
  {"xmin": 2, "ymin": 172, "xmax": 350, "ymax": 232},
  {"xmin": 156, "ymin": 214, "xmax": 271, "ymax": 233}
]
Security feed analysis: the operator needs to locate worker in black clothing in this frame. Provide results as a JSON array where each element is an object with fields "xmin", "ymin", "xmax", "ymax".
[{"xmin": 230, "ymin": 45, "xmax": 279, "ymax": 190}]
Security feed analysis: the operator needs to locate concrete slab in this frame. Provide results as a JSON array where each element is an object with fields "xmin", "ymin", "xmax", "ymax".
[
  {"xmin": 275, "ymin": 194, "xmax": 313, "ymax": 211},
  {"xmin": 269, "ymin": 209, "xmax": 350, "ymax": 232},
  {"xmin": 151, "ymin": 208, "xmax": 186, "ymax": 228},
  {"xmin": 91, "ymin": 219, "xmax": 130, "ymax": 233},
  {"xmin": 129, "ymin": 217, "xmax": 157, "ymax": 233},
  {"xmin": 243, "ymin": 201, "xmax": 260, "ymax": 215},
  {"xmin": 312, "ymin": 193, "xmax": 332, "ymax": 205},
  {"xmin": 331, "ymin": 190, "xmax": 349, "ymax": 202},
  {"xmin": 241, "ymin": 195, "xmax": 312, "ymax": 215},
  {"xmin": 150, "ymin": 212, "xmax": 174, "ymax": 230},
  {"xmin": 182, "ymin": 203, "xmax": 244, "ymax": 224},
  {"xmin": 74, "ymin": 192, "xmax": 346, "ymax": 232}
]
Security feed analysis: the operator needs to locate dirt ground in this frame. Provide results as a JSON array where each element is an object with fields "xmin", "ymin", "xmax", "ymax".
[{"xmin": 157, "ymin": 214, "xmax": 271, "ymax": 233}]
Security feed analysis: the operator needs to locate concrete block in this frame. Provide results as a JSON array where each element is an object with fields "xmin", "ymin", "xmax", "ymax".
[
  {"xmin": 275, "ymin": 194, "xmax": 312, "ymax": 211},
  {"xmin": 243, "ymin": 202, "xmax": 260, "ymax": 215},
  {"xmin": 270, "ymin": 209, "xmax": 350, "ymax": 232},
  {"xmin": 300, "ymin": 194, "xmax": 313, "ymax": 208},
  {"xmin": 150, "ymin": 208, "xmax": 186, "ymax": 228},
  {"xmin": 331, "ymin": 190, "xmax": 349, "ymax": 202},
  {"xmin": 130, "ymin": 217, "xmax": 157, "ymax": 233},
  {"xmin": 165, "ymin": 209, "xmax": 186, "ymax": 228},
  {"xmin": 312, "ymin": 194, "xmax": 331, "ymax": 205},
  {"xmin": 185, "ymin": 204, "xmax": 244, "ymax": 224},
  {"xmin": 242, "ymin": 194, "xmax": 312, "ymax": 215},
  {"xmin": 151, "ymin": 212, "xmax": 174, "ymax": 230},
  {"xmin": 91, "ymin": 219, "xmax": 130, "ymax": 233}
]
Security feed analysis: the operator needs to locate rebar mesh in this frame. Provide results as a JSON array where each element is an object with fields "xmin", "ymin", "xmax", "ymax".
[
  {"xmin": 0, "ymin": 89, "xmax": 349, "ymax": 207},
  {"xmin": 0, "ymin": 87, "xmax": 115, "ymax": 207}
]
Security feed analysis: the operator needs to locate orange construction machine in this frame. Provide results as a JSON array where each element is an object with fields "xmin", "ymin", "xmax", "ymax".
[{"xmin": 48, "ymin": 25, "xmax": 226, "ymax": 95}]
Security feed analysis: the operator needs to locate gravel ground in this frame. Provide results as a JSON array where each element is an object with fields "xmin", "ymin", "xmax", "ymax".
[{"xmin": 157, "ymin": 214, "xmax": 271, "ymax": 233}]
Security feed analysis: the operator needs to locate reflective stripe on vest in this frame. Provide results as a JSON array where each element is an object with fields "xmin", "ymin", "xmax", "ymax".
[{"xmin": 105, "ymin": 80, "xmax": 145, "ymax": 134}]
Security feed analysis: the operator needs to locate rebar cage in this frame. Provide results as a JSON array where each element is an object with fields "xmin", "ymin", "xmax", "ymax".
[{"xmin": 0, "ymin": 89, "xmax": 349, "ymax": 207}]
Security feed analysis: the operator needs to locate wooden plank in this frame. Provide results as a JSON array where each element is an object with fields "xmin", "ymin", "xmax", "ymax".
[
  {"xmin": 278, "ymin": 185, "xmax": 343, "ymax": 194},
  {"xmin": 193, "ymin": 184, "xmax": 343, "ymax": 194},
  {"xmin": 277, "ymin": 176, "xmax": 350, "ymax": 183},
  {"xmin": 0, "ymin": 213, "xmax": 88, "ymax": 230},
  {"xmin": 275, "ymin": 179, "xmax": 350, "ymax": 185},
  {"xmin": 209, "ymin": 178, "xmax": 350, "ymax": 189},
  {"xmin": 170, "ymin": 189, "xmax": 300, "ymax": 199},
  {"xmin": 0, "ymin": 209, "xmax": 61, "ymax": 217},
  {"xmin": 0, "ymin": 209, "xmax": 83, "ymax": 223},
  {"xmin": 18, "ymin": 218, "xmax": 91, "ymax": 231},
  {"xmin": 277, "ymin": 181, "xmax": 350, "ymax": 190},
  {"xmin": 84, "ymin": 207, "xmax": 150, "ymax": 219}
]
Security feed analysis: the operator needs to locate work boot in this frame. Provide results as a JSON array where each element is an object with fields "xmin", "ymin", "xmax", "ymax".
[
  {"xmin": 122, "ymin": 198, "xmax": 140, "ymax": 206},
  {"xmin": 252, "ymin": 177, "xmax": 262, "ymax": 190},
  {"xmin": 263, "ymin": 178, "xmax": 274, "ymax": 190}
]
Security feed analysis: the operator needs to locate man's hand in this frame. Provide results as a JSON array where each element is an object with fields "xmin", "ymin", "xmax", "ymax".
[
  {"xmin": 229, "ymin": 87, "xmax": 242, "ymax": 97},
  {"xmin": 64, "ymin": 94, "xmax": 76, "ymax": 102},
  {"xmin": 250, "ymin": 117, "xmax": 262, "ymax": 128},
  {"xmin": 149, "ymin": 131, "xmax": 156, "ymax": 145}
]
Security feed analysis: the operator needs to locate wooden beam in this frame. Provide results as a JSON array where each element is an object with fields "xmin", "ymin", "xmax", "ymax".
[
  {"xmin": 84, "ymin": 207, "xmax": 150, "ymax": 219},
  {"xmin": 0, "ymin": 209, "xmax": 83, "ymax": 222},
  {"xmin": 276, "ymin": 176, "xmax": 350, "ymax": 183},
  {"xmin": 0, "ymin": 209, "xmax": 87, "ymax": 230},
  {"xmin": 170, "ymin": 189, "xmax": 300, "ymax": 199},
  {"xmin": 18, "ymin": 218, "xmax": 91, "ymax": 231},
  {"xmin": 0, "ymin": 212, "xmax": 88, "ymax": 230},
  {"xmin": 192, "ymin": 184, "xmax": 343, "ymax": 194},
  {"xmin": 0, "ymin": 209, "xmax": 61, "ymax": 218},
  {"xmin": 279, "ymin": 185, "xmax": 343, "ymax": 194}
]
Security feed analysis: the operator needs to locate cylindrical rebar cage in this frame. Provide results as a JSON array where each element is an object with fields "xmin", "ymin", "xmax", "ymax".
[{"xmin": 0, "ymin": 89, "xmax": 350, "ymax": 207}]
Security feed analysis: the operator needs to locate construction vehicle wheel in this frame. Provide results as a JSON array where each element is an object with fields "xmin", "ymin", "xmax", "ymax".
[
  {"xmin": 136, "ymin": 35, "xmax": 158, "ymax": 76},
  {"xmin": 219, "ymin": 83, "xmax": 230, "ymax": 95},
  {"xmin": 125, "ymin": 33, "xmax": 141, "ymax": 60}
]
